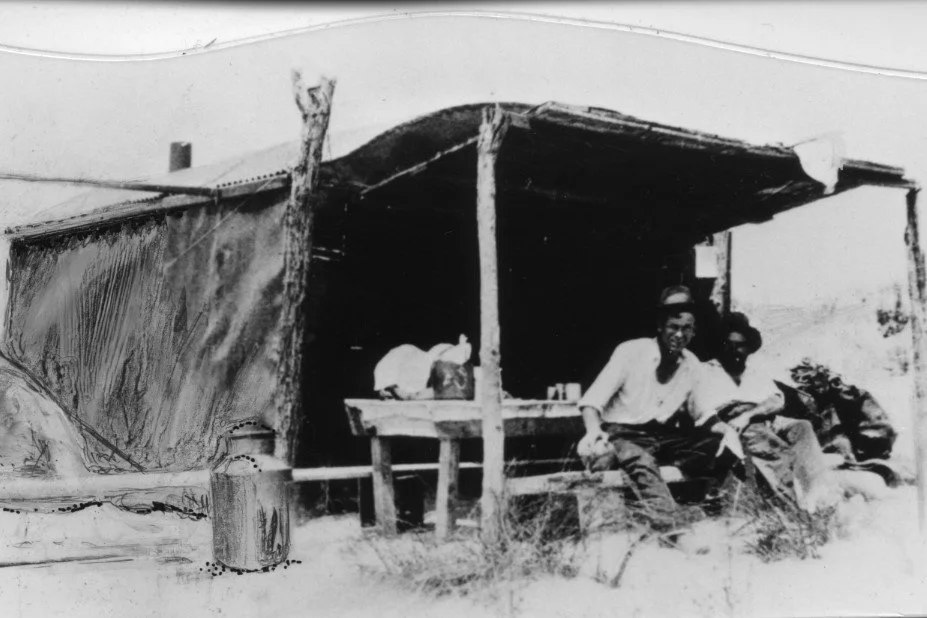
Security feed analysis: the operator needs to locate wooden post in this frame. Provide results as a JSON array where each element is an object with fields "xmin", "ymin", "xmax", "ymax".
[
  {"xmin": 370, "ymin": 436, "xmax": 398, "ymax": 536},
  {"xmin": 476, "ymin": 105, "xmax": 510, "ymax": 544},
  {"xmin": 275, "ymin": 74, "xmax": 336, "ymax": 465},
  {"xmin": 435, "ymin": 437, "xmax": 461, "ymax": 540},
  {"xmin": 710, "ymin": 231, "xmax": 732, "ymax": 316},
  {"xmin": 905, "ymin": 188, "xmax": 927, "ymax": 532}
]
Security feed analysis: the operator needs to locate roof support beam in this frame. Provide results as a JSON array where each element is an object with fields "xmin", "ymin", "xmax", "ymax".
[
  {"xmin": 0, "ymin": 171, "xmax": 220, "ymax": 198},
  {"xmin": 275, "ymin": 73, "xmax": 335, "ymax": 466},
  {"xmin": 905, "ymin": 187, "xmax": 927, "ymax": 534},
  {"xmin": 360, "ymin": 137, "xmax": 477, "ymax": 197},
  {"xmin": 477, "ymin": 105, "xmax": 510, "ymax": 546},
  {"xmin": 359, "ymin": 112, "xmax": 528, "ymax": 199}
]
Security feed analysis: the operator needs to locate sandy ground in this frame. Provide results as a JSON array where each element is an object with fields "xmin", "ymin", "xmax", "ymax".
[
  {"xmin": 1, "ymin": 487, "xmax": 926, "ymax": 618},
  {"xmin": 514, "ymin": 489, "xmax": 927, "ymax": 618},
  {"xmin": 0, "ymin": 508, "xmax": 477, "ymax": 618},
  {"xmin": 3, "ymin": 297, "xmax": 926, "ymax": 618}
]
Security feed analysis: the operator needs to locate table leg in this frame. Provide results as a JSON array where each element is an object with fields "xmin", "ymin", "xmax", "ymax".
[
  {"xmin": 371, "ymin": 436, "xmax": 397, "ymax": 536},
  {"xmin": 435, "ymin": 437, "xmax": 461, "ymax": 541}
]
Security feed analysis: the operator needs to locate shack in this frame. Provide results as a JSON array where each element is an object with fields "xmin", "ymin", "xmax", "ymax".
[{"xmin": 1, "ymin": 99, "xmax": 917, "ymax": 485}]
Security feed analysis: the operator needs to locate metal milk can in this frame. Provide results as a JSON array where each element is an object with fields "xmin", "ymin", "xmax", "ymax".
[{"xmin": 210, "ymin": 425, "xmax": 292, "ymax": 570}]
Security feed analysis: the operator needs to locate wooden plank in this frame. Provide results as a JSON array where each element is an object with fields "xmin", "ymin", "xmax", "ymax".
[
  {"xmin": 0, "ymin": 554, "xmax": 132, "ymax": 569},
  {"xmin": 291, "ymin": 461, "xmax": 482, "ymax": 482},
  {"xmin": 0, "ymin": 470, "xmax": 209, "ymax": 502},
  {"xmin": 359, "ymin": 112, "xmax": 527, "ymax": 198},
  {"xmin": 360, "ymin": 137, "xmax": 478, "ymax": 196},
  {"xmin": 506, "ymin": 471, "xmax": 622, "ymax": 496},
  {"xmin": 504, "ymin": 467, "xmax": 685, "ymax": 497},
  {"xmin": 370, "ymin": 437, "xmax": 398, "ymax": 536},
  {"xmin": 435, "ymin": 438, "xmax": 461, "ymax": 540},
  {"xmin": 905, "ymin": 187, "xmax": 927, "ymax": 532},
  {"xmin": 0, "ymin": 171, "xmax": 219, "ymax": 197},
  {"xmin": 344, "ymin": 399, "xmax": 584, "ymax": 439},
  {"xmin": 476, "ymin": 105, "xmax": 510, "ymax": 545},
  {"xmin": 275, "ymin": 74, "xmax": 336, "ymax": 465},
  {"xmin": 346, "ymin": 398, "xmax": 577, "ymax": 414},
  {"xmin": 710, "ymin": 230, "xmax": 732, "ymax": 316},
  {"xmin": 0, "ymin": 459, "xmax": 573, "ymax": 502}
]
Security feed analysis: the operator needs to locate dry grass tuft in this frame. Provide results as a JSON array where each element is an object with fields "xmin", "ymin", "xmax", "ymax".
[
  {"xmin": 357, "ymin": 476, "xmax": 849, "ymax": 604},
  {"xmin": 360, "ymin": 492, "xmax": 587, "ymax": 600},
  {"xmin": 735, "ymin": 488, "xmax": 844, "ymax": 562}
]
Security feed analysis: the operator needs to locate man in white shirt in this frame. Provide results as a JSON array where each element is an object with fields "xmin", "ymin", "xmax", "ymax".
[
  {"xmin": 699, "ymin": 313, "xmax": 837, "ymax": 511},
  {"xmin": 577, "ymin": 286, "xmax": 741, "ymax": 530}
]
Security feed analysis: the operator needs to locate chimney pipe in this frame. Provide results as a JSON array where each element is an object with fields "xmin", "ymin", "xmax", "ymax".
[{"xmin": 169, "ymin": 142, "xmax": 192, "ymax": 172}]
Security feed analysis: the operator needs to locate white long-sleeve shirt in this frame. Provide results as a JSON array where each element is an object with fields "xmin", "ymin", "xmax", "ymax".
[
  {"xmin": 578, "ymin": 338, "xmax": 714, "ymax": 426},
  {"xmin": 695, "ymin": 359, "xmax": 782, "ymax": 413}
]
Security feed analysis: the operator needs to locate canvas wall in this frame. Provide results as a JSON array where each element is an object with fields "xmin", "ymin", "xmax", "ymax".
[{"xmin": 3, "ymin": 192, "xmax": 289, "ymax": 471}]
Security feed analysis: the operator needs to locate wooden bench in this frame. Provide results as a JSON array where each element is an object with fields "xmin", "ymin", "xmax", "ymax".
[
  {"xmin": 505, "ymin": 467, "xmax": 694, "ymax": 533},
  {"xmin": 344, "ymin": 399, "xmax": 702, "ymax": 537}
]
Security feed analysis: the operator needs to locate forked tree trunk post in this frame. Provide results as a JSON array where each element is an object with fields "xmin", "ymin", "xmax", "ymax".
[
  {"xmin": 275, "ymin": 74, "xmax": 336, "ymax": 465},
  {"xmin": 710, "ymin": 231, "xmax": 732, "ymax": 317},
  {"xmin": 905, "ymin": 187, "xmax": 927, "ymax": 532},
  {"xmin": 476, "ymin": 105, "xmax": 510, "ymax": 545}
]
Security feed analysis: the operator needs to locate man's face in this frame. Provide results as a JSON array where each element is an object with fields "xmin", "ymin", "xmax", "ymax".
[
  {"xmin": 658, "ymin": 312, "xmax": 696, "ymax": 358},
  {"xmin": 720, "ymin": 331, "xmax": 751, "ymax": 375}
]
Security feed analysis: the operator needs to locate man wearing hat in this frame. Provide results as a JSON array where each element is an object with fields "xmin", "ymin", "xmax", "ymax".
[
  {"xmin": 699, "ymin": 312, "xmax": 838, "ymax": 511},
  {"xmin": 576, "ymin": 285, "xmax": 742, "ymax": 531}
]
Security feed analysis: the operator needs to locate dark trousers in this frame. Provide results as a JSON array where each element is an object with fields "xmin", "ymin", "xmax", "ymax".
[{"xmin": 597, "ymin": 422, "xmax": 725, "ymax": 524}]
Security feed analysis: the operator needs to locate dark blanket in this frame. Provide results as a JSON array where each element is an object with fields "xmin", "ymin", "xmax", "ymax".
[{"xmin": 775, "ymin": 379, "xmax": 897, "ymax": 462}]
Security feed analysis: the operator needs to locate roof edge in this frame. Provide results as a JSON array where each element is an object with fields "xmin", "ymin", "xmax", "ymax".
[{"xmin": 6, "ymin": 174, "xmax": 290, "ymax": 242}]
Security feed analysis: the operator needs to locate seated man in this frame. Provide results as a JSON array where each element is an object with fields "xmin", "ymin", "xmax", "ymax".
[
  {"xmin": 698, "ymin": 313, "xmax": 838, "ymax": 511},
  {"xmin": 577, "ymin": 286, "xmax": 741, "ymax": 531}
]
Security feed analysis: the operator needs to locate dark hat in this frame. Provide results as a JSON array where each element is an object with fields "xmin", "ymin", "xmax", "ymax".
[
  {"xmin": 657, "ymin": 285, "xmax": 697, "ymax": 315},
  {"xmin": 720, "ymin": 312, "xmax": 762, "ymax": 354}
]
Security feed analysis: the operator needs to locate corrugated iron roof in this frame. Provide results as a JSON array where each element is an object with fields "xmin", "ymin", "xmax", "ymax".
[
  {"xmin": 7, "ymin": 101, "xmax": 914, "ymax": 240},
  {"xmin": 39, "ymin": 141, "xmax": 300, "ymax": 223}
]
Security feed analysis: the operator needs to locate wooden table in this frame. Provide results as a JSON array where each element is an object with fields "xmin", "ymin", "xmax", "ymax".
[{"xmin": 344, "ymin": 399, "xmax": 584, "ymax": 538}]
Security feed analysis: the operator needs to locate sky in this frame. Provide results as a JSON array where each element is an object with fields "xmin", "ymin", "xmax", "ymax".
[{"xmin": 1, "ymin": 3, "xmax": 926, "ymax": 307}]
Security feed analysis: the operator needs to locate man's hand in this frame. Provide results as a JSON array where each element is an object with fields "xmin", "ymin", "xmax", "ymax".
[
  {"xmin": 577, "ymin": 405, "xmax": 615, "ymax": 470},
  {"xmin": 577, "ymin": 429, "xmax": 611, "ymax": 462},
  {"xmin": 712, "ymin": 421, "xmax": 745, "ymax": 460},
  {"xmin": 728, "ymin": 412, "xmax": 754, "ymax": 433}
]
